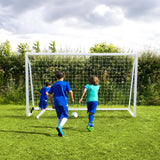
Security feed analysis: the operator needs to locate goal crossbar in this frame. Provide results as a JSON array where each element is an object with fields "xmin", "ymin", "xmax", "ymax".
[{"xmin": 26, "ymin": 52, "xmax": 137, "ymax": 56}]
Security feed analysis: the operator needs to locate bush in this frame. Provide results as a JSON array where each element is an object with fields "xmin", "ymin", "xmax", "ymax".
[
  {"xmin": 137, "ymin": 51, "xmax": 160, "ymax": 105},
  {"xmin": 0, "ymin": 40, "xmax": 160, "ymax": 105}
]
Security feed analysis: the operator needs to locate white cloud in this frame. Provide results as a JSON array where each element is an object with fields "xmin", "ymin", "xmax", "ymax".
[
  {"xmin": 0, "ymin": 0, "xmax": 160, "ymax": 53},
  {"xmin": 93, "ymin": 5, "xmax": 108, "ymax": 16}
]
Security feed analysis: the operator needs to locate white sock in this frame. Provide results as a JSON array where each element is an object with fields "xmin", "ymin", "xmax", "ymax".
[
  {"xmin": 58, "ymin": 118, "xmax": 61, "ymax": 125},
  {"xmin": 35, "ymin": 107, "xmax": 41, "ymax": 111},
  {"xmin": 37, "ymin": 109, "xmax": 45, "ymax": 118},
  {"xmin": 60, "ymin": 118, "xmax": 68, "ymax": 127}
]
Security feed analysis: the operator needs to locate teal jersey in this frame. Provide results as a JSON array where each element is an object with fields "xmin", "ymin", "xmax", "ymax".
[{"xmin": 85, "ymin": 84, "xmax": 100, "ymax": 102}]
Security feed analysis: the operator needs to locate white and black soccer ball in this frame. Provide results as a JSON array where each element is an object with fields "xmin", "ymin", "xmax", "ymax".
[{"xmin": 71, "ymin": 112, "xmax": 78, "ymax": 118}]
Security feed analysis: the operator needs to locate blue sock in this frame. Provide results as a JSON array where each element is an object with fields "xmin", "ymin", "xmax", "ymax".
[{"xmin": 88, "ymin": 114, "xmax": 94, "ymax": 127}]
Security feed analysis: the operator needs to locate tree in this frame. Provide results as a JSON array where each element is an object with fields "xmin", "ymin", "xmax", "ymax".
[
  {"xmin": 32, "ymin": 41, "xmax": 40, "ymax": 53},
  {"xmin": 90, "ymin": 42, "xmax": 121, "ymax": 53},
  {"xmin": 49, "ymin": 40, "xmax": 56, "ymax": 53},
  {"xmin": 17, "ymin": 42, "xmax": 31, "ymax": 56},
  {"xmin": 0, "ymin": 40, "xmax": 11, "ymax": 57}
]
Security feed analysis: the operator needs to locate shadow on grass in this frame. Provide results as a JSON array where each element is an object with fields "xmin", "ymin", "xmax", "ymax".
[
  {"xmin": 2, "ymin": 115, "xmax": 58, "ymax": 120},
  {"xmin": 31, "ymin": 126, "xmax": 88, "ymax": 133},
  {"xmin": 42, "ymin": 115, "xmax": 58, "ymax": 119},
  {"xmin": 63, "ymin": 127, "xmax": 88, "ymax": 133},
  {"xmin": 32, "ymin": 126, "xmax": 54, "ymax": 129},
  {"xmin": 1, "ymin": 115, "xmax": 26, "ymax": 119},
  {"xmin": 107, "ymin": 115, "xmax": 132, "ymax": 119},
  {"xmin": 0, "ymin": 129, "xmax": 51, "ymax": 136},
  {"xmin": 8, "ymin": 108, "xmax": 25, "ymax": 111}
]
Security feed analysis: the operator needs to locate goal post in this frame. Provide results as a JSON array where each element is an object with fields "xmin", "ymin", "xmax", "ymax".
[{"xmin": 25, "ymin": 52, "xmax": 138, "ymax": 117}]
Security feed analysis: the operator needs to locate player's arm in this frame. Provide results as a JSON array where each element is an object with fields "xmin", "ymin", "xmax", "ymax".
[
  {"xmin": 79, "ymin": 88, "xmax": 87, "ymax": 103},
  {"xmin": 69, "ymin": 90, "xmax": 74, "ymax": 103},
  {"xmin": 48, "ymin": 93, "xmax": 55, "ymax": 109},
  {"xmin": 39, "ymin": 93, "xmax": 41, "ymax": 96}
]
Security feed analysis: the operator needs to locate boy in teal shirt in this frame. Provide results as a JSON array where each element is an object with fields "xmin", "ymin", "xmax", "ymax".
[{"xmin": 79, "ymin": 76, "xmax": 100, "ymax": 131}]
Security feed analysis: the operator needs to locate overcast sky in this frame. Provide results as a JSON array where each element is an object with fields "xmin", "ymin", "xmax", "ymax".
[{"xmin": 0, "ymin": 0, "xmax": 160, "ymax": 52}]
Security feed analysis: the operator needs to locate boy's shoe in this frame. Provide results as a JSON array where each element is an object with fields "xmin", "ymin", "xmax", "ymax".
[
  {"xmin": 56, "ymin": 125, "xmax": 63, "ymax": 137},
  {"xmin": 30, "ymin": 107, "xmax": 35, "ymax": 113},
  {"xmin": 36, "ymin": 116, "xmax": 40, "ymax": 119},
  {"xmin": 86, "ymin": 125, "xmax": 94, "ymax": 132}
]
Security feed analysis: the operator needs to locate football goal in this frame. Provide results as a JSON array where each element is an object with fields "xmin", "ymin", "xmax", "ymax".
[{"xmin": 25, "ymin": 53, "xmax": 138, "ymax": 117}]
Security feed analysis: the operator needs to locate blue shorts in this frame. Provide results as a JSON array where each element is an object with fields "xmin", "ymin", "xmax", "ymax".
[
  {"xmin": 87, "ymin": 101, "xmax": 98, "ymax": 114},
  {"xmin": 55, "ymin": 105, "xmax": 68, "ymax": 119},
  {"xmin": 39, "ymin": 99, "xmax": 47, "ymax": 109}
]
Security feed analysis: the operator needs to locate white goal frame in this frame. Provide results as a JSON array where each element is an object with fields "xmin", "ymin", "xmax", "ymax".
[{"xmin": 25, "ymin": 52, "xmax": 138, "ymax": 117}]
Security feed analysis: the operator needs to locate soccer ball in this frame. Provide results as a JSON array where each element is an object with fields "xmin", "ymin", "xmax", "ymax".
[{"xmin": 71, "ymin": 112, "xmax": 78, "ymax": 118}]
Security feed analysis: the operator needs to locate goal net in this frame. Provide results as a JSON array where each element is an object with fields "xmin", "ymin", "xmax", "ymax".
[{"xmin": 25, "ymin": 53, "xmax": 138, "ymax": 117}]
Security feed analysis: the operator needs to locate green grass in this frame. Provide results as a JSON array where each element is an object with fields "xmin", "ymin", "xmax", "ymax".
[{"xmin": 0, "ymin": 105, "xmax": 160, "ymax": 160}]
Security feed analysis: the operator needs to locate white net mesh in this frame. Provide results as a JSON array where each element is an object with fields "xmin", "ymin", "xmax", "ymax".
[{"xmin": 27, "ymin": 53, "xmax": 137, "ymax": 111}]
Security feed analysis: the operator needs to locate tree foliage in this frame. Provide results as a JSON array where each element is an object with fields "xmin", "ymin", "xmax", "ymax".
[
  {"xmin": 32, "ymin": 41, "xmax": 40, "ymax": 53},
  {"xmin": 0, "ymin": 40, "xmax": 159, "ymax": 105},
  {"xmin": 49, "ymin": 41, "xmax": 56, "ymax": 53},
  {"xmin": 0, "ymin": 40, "xmax": 11, "ymax": 57},
  {"xmin": 90, "ymin": 42, "xmax": 121, "ymax": 53},
  {"xmin": 0, "ymin": 41, "xmax": 25, "ymax": 104},
  {"xmin": 138, "ymin": 51, "xmax": 160, "ymax": 105},
  {"xmin": 17, "ymin": 42, "xmax": 31, "ymax": 56}
]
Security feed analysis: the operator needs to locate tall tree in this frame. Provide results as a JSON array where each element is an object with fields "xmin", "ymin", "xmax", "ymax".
[
  {"xmin": 0, "ymin": 40, "xmax": 11, "ymax": 56},
  {"xmin": 17, "ymin": 42, "xmax": 31, "ymax": 56},
  {"xmin": 32, "ymin": 41, "xmax": 40, "ymax": 53},
  {"xmin": 49, "ymin": 40, "xmax": 56, "ymax": 53},
  {"xmin": 90, "ymin": 42, "xmax": 121, "ymax": 53}
]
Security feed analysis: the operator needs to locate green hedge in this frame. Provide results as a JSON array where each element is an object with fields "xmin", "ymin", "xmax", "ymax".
[{"xmin": 0, "ymin": 52, "xmax": 159, "ymax": 105}]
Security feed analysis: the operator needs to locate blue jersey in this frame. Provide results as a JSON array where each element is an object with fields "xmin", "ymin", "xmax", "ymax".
[
  {"xmin": 40, "ymin": 86, "xmax": 50, "ymax": 101},
  {"xmin": 49, "ymin": 81, "xmax": 71, "ymax": 107}
]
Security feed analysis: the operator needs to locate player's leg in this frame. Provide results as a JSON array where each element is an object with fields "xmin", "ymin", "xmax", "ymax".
[
  {"xmin": 30, "ymin": 107, "xmax": 35, "ymax": 113},
  {"xmin": 34, "ymin": 107, "xmax": 41, "ymax": 111},
  {"xmin": 36, "ymin": 109, "xmax": 45, "ymax": 119},
  {"xmin": 30, "ymin": 107, "xmax": 41, "ymax": 115},
  {"xmin": 36, "ymin": 100, "xmax": 47, "ymax": 119},
  {"xmin": 87, "ymin": 102, "xmax": 94, "ymax": 126},
  {"xmin": 59, "ymin": 105, "xmax": 68, "ymax": 127},
  {"xmin": 86, "ymin": 101, "xmax": 98, "ymax": 131},
  {"xmin": 56, "ymin": 105, "xmax": 68, "ymax": 137},
  {"xmin": 57, "ymin": 118, "xmax": 61, "ymax": 125},
  {"xmin": 55, "ymin": 106, "xmax": 63, "ymax": 137},
  {"xmin": 30, "ymin": 100, "xmax": 43, "ymax": 113},
  {"xmin": 86, "ymin": 102, "xmax": 93, "ymax": 131},
  {"xmin": 55, "ymin": 106, "xmax": 61, "ymax": 125},
  {"xmin": 88, "ymin": 112, "xmax": 94, "ymax": 127}
]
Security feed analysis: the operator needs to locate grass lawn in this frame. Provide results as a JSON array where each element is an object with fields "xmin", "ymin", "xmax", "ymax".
[{"xmin": 0, "ymin": 104, "xmax": 160, "ymax": 160}]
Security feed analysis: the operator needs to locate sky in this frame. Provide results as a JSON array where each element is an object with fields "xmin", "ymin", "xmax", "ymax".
[{"xmin": 0, "ymin": 0, "xmax": 160, "ymax": 53}]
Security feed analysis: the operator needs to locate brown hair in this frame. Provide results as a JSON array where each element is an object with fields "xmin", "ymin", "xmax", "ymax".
[
  {"xmin": 55, "ymin": 70, "xmax": 65, "ymax": 79},
  {"xmin": 46, "ymin": 82, "xmax": 52, "ymax": 86},
  {"xmin": 89, "ymin": 76, "xmax": 99, "ymax": 85}
]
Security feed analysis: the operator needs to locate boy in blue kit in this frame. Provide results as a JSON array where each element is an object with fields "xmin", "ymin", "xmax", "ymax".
[
  {"xmin": 48, "ymin": 71, "xmax": 74, "ymax": 137},
  {"xmin": 30, "ymin": 82, "xmax": 52, "ymax": 119},
  {"xmin": 79, "ymin": 76, "xmax": 100, "ymax": 132}
]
